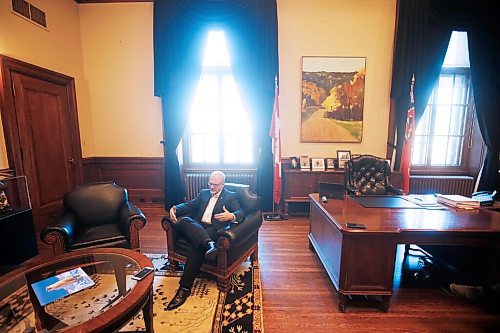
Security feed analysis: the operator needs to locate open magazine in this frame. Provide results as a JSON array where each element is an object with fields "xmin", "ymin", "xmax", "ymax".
[{"xmin": 31, "ymin": 267, "xmax": 95, "ymax": 306}]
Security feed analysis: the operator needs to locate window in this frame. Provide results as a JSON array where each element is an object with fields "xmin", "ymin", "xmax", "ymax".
[
  {"xmin": 184, "ymin": 30, "xmax": 253, "ymax": 167},
  {"xmin": 411, "ymin": 31, "xmax": 478, "ymax": 171}
]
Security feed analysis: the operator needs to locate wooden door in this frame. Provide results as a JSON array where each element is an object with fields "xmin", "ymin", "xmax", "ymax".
[{"xmin": 0, "ymin": 56, "xmax": 82, "ymax": 237}]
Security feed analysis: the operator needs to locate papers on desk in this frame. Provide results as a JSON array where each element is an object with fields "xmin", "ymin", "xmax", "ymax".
[
  {"xmin": 435, "ymin": 194, "xmax": 480, "ymax": 209},
  {"xmin": 404, "ymin": 195, "xmax": 446, "ymax": 209}
]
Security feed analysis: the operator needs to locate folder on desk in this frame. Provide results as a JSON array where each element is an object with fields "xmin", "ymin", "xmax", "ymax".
[{"xmin": 435, "ymin": 194, "xmax": 480, "ymax": 209}]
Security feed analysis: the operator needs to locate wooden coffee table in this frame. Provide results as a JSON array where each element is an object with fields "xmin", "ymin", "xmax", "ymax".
[{"xmin": 0, "ymin": 248, "xmax": 154, "ymax": 332}]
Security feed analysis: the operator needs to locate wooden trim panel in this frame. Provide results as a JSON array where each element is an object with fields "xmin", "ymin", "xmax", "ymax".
[{"xmin": 83, "ymin": 157, "xmax": 164, "ymax": 205}]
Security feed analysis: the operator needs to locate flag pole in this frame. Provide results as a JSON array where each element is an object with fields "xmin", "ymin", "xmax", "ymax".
[
  {"xmin": 400, "ymin": 74, "xmax": 416, "ymax": 194},
  {"xmin": 264, "ymin": 76, "xmax": 284, "ymax": 221}
]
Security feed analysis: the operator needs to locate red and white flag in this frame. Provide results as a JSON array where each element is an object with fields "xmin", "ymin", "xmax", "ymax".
[
  {"xmin": 269, "ymin": 78, "xmax": 281, "ymax": 205},
  {"xmin": 400, "ymin": 75, "xmax": 415, "ymax": 194}
]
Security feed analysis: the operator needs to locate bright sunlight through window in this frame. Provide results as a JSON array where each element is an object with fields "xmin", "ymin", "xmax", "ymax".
[
  {"xmin": 412, "ymin": 31, "xmax": 473, "ymax": 168},
  {"xmin": 187, "ymin": 31, "xmax": 253, "ymax": 165}
]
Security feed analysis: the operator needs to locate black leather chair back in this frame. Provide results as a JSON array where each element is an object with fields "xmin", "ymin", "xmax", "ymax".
[
  {"xmin": 64, "ymin": 182, "xmax": 127, "ymax": 228},
  {"xmin": 345, "ymin": 155, "xmax": 391, "ymax": 195},
  {"xmin": 224, "ymin": 183, "xmax": 260, "ymax": 214}
]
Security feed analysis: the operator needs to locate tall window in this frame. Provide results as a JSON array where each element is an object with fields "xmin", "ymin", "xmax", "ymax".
[
  {"xmin": 185, "ymin": 30, "xmax": 253, "ymax": 167},
  {"xmin": 412, "ymin": 31, "xmax": 477, "ymax": 170}
]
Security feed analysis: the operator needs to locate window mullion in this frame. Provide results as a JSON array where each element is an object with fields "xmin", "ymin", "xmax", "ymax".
[
  {"xmin": 426, "ymin": 86, "xmax": 438, "ymax": 167},
  {"xmin": 217, "ymin": 73, "xmax": 224, "ymax": 164}
]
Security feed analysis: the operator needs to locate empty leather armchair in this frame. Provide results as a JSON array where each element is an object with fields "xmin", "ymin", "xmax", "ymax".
[
  {"xmin": 41, "ymin": 182, "xmax": 146, "ymax": 255},
  {"xmin": 345, "ymin": 154, "xmax": 403, "ymax": 195},
  {"xmin": 162, "ymin": 183, "xmax": 262, "ymax": 291}
]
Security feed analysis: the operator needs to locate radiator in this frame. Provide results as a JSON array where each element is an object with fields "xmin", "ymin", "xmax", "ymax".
[
  {"xmin": 410, "ymin": 175, "xmax": 475, "ymax": 196},
  {"xmin": 184, "ymin": 171, "xmax": 257, "ymax": 201}
]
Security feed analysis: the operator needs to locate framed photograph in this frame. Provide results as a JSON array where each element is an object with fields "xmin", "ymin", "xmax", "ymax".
[
  {"xmin": 337, "ymin": 150, "xmax": 351, "ymax": 169},
  {"xmin": 326, "ymin": 158, "xmax": 335, "ymax": 169},
  {"xmin": 299, "ymin": 156, "xmax": 310, "ymax": 170},
  {"xmin": 311, "ymin": 158, "xmax": 325, "ymax": 171},
  {"xmin": 290, "ymin": 157, "xmax": 299, "ymax": 169},
  {"xmin": 301, "ymin": 56, "xmax": 365, "ymax": 143}
]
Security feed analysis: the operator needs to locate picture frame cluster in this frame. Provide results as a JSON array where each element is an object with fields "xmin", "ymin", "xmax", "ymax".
[{"xmin": 289, "ymin": 150, "xmax": 351, "ymax": 171}]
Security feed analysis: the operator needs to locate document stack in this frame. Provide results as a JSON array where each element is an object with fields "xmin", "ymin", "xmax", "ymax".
[{"xmin": 435, "ymin": 194, "xmax": 480, "ymax": 209}]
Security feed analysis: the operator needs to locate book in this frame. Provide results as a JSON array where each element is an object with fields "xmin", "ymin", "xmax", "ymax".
[
  {"xmin": 435, "ymin": 194, "xmax": 480, "ymax": 209},
  {"xmin": 31, "ymin": 267, "xmax": 95, "ymax": 306}
]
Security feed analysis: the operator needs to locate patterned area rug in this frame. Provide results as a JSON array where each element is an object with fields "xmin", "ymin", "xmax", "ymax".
[
  {"xmin": 123, "ymin": 254, "xmax": 263, "ymax": 333},
  {"xmin": 0, "ymin": 254, "xmax": 263, "ymax": 333}
]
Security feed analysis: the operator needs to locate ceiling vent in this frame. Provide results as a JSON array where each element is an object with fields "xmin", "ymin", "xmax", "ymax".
[{"xmin": 11, "ymin": 0, "xmax": 47, "ymax": 29}]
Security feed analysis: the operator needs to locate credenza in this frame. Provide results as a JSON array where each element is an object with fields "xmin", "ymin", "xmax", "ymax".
[
  {"xmin": 282, "ymin": 168, "xmax": 344, "ymax": 215},
  {"xmin": 282, "ymin": 165, "xmax": 402, "ymax": 215}
]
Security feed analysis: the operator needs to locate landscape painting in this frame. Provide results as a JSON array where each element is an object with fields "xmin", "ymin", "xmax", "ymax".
[{"xmin": 301, "ymin": 57, "xmax": 365, "ymax": 142}]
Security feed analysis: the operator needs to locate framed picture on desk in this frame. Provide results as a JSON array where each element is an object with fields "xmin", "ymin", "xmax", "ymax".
[
  {"xmin": 311, "ymin": 158, "xmax": 325, "ymax": 171},
  {"xmin": 337, "ymin": 150, "xmax": 351, "ymax": 169},
  {"xmin": 300, "ymin": 156, "xmax": 310, "ymax": 170}
]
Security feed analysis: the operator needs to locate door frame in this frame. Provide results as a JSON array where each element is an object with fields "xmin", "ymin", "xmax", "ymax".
[{"xmin": 0, "ymin": 54, "xmax": 83, "ymax": 186}]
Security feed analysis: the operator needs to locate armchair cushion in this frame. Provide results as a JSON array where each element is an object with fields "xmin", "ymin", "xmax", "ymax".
[{"xmin": 70, "ymin": 224, "xmax": 128, "ymax": 250}]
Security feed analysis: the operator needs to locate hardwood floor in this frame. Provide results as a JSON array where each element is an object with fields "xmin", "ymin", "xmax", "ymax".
[{"xmin": 31, "ymin": 206, "xmax": 499, "ymax": 332}]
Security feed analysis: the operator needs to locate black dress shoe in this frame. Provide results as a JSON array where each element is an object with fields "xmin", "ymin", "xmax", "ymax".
[
  {"xmin": 166, "ymin": 287, "xmax": 191, "ymax": 310},
  {"xmin": 204, "ymin": 241, "xmax": 218, "ymax": 261}
]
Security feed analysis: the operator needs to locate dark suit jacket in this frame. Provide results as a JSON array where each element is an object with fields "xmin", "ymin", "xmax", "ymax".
[{"xmin": 175, "ymin": 188, "xmax": 245, "ymax": 229}]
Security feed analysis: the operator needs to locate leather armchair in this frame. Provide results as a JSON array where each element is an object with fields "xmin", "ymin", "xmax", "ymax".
[
  {"xmin": 162, "ymin": 183, "xmax": 262, "ymax": 291},
  {"xmin": 345, "ymin": 154, "xmax": 403, "ymax": 195},
  {"xmin": 41, "ymin": 182, "xmax": 146, "ymax": 255}
]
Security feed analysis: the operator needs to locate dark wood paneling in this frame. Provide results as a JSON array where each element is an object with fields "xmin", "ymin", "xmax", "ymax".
[{"xmin": 83, "ymin": 157, "xmax": 164, "ymax": 206}]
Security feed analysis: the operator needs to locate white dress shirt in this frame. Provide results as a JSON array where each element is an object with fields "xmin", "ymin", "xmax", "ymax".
[{"xmin": 201, "ymin": 193, "xmax": 219, "ymax": 223}]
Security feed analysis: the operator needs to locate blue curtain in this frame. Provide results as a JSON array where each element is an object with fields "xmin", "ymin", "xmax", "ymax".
[
  {"xmin": 391, "ymin": 0, "xmax": 498, "ymax": 193},
  {"xmin": 153, "ymin": 0, "xmax": 279, "ymax": 210}
]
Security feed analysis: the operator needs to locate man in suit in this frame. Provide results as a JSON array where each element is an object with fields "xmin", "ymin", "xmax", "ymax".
[{"xmin": 166, "ymin": 170, "xmax": 245, "ymax": 310}]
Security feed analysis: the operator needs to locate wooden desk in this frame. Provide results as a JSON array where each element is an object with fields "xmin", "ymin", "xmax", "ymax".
[{"xmin": 308, "ymin": 193, "xmax": 500, "ymax": 312}]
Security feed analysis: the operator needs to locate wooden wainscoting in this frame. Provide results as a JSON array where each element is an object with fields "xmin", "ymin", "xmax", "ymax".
[{"xmin": 83, "ymin": 157, "xmax": 164, "ymax": 206}]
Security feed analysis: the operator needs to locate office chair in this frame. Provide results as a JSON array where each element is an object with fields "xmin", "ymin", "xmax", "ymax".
[{"xmin": 345, "ymin": 154, "xmax": 403, "ymax": 195}]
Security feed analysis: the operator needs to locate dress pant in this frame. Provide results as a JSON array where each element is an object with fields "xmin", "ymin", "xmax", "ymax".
[{"xmin": 177, "ymin": 217, "xmax": 218, "ymax": 289}]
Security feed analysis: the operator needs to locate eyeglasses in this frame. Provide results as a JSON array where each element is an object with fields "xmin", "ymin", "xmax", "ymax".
[{"xmin": 208, "ymin": 182, "xmax": 223, "ymax": 187}]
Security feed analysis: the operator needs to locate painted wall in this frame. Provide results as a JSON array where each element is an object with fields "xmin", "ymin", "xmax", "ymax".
[
  {"xmin": 278, "ymin": 0, "xmax": 396, "ymax": 159},
  {"xmin": 0, "ymin": 0, "xmax": 396, "ymax": 168},
  {"xmin": 79, "ymin": 2, "xmax": 163, "ymax": 157},
  {"xmin": 0, "ymin": 0, "xmax": 94, "ymax": 167}
]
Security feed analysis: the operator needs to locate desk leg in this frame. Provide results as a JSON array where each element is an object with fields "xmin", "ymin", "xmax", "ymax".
[
  {"xmin": 338, "ymin": 294, "xmax": 348, "ymax": 313},
  {"xmin": 143, "ymin": 287, "xmax": 154, "ymax": 333}
]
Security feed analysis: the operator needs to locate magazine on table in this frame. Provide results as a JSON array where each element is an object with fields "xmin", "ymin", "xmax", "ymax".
[{"xmin": 31, "ymin": 267, "xmax": 95, "ymax": 306}]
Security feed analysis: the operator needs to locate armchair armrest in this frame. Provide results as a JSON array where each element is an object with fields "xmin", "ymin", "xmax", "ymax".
[
  {"xmin": 40, "ymin": 211, "xmax": 77, "ymax": 253},
  {"xmin": 118, "ymin": 202, "xmax": 147, "ymax": 239},
  {"xmin": 118, "ymin": 202, "xmax": 146, "ymax": 250},
  {"xmin": 216, "ymin": 211, "xmax": 262, "ymax": 249},
  {"xmin": 161, "ymin": 216, "xmax": 180, "ymax": 253},
  {"xmin": 345, "ymin": 184, "xmax": 359, "ymax": 195}
]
